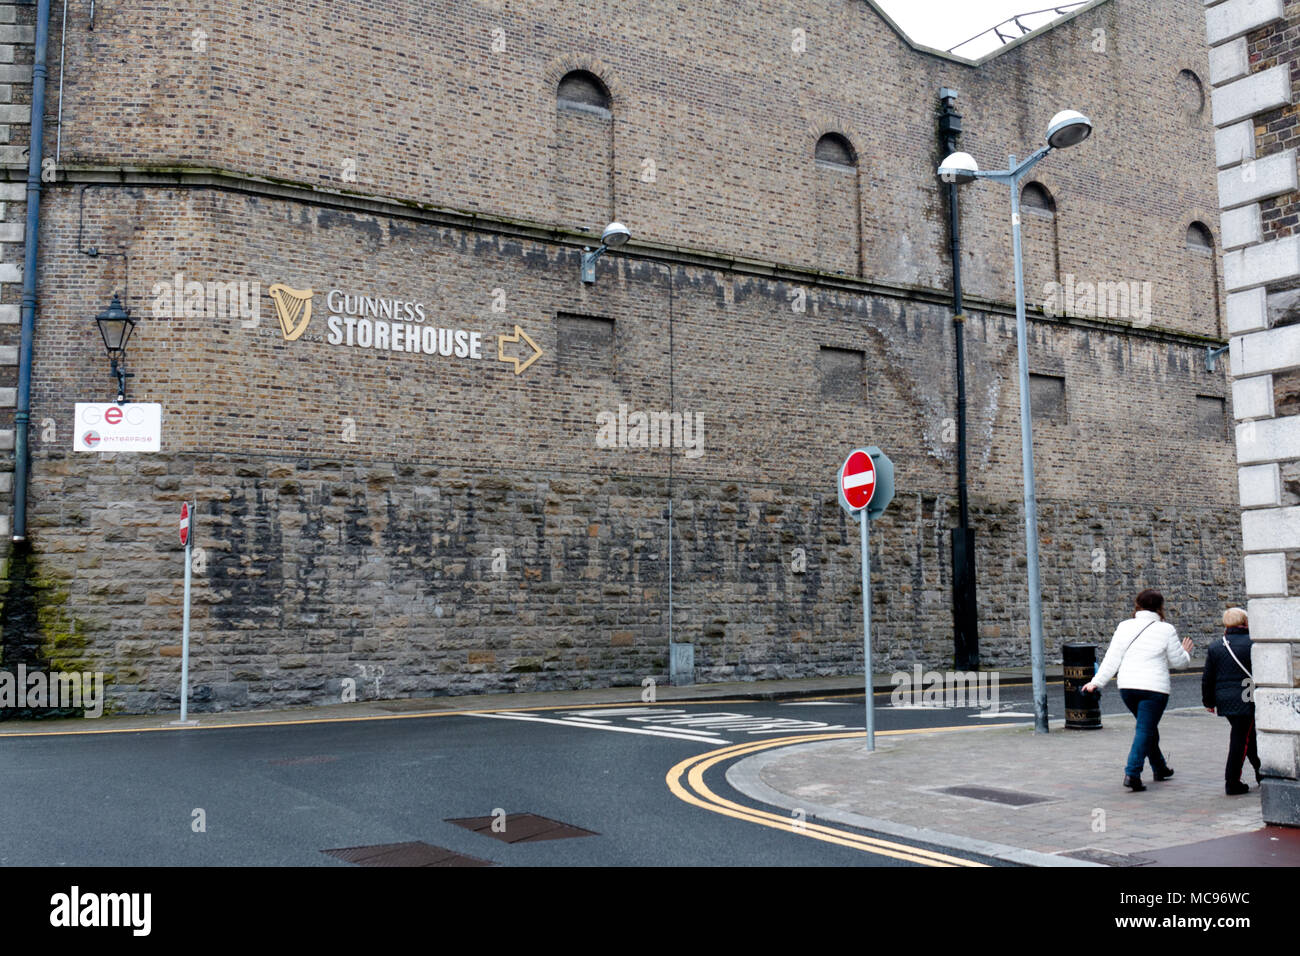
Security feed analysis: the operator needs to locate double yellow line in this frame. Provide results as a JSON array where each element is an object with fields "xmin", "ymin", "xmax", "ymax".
[{"xmin": 666, "ymin": 731, "xmax": 989, "ymax": 867}]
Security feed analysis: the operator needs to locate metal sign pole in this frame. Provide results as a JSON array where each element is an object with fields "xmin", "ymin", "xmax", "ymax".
[
  {"xmin": 179, "ymin": 502, "xmax": 193, "ymax": 724},
  {"xmin": 861, "ymin": 510, "xmax": 875, "ymax": 752}
]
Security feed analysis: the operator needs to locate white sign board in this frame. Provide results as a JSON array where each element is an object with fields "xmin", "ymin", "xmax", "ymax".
[{"xmin": 73, "ymin": 403, "xmax": 162, "ymax": 452}]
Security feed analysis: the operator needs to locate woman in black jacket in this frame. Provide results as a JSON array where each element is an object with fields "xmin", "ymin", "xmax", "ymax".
[{"xmin": 1202, "ymin": 608, "xmax": 1261, "ymax": 795}]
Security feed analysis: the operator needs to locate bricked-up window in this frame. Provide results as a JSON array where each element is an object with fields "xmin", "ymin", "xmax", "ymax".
[
  {"xmin": 555, "ymin": 71, "xmax": 613, "ymax": 233},
  {"xmin": 818, "ymin": 347, "xmax": 864, "ymax": 400},
  {"xmin": 814, "ymin": 134, "xmax": 860, "ymax": 277},
  {"xmin": 815, "ymin": 133, "xmax": 855, "ymax": 170},
  {"xmin": 1022, "ymin": 182, "xmax": 1055, "ymax": 218},
  {"xmin": 1029, "ymin": 373, "xmax": 1067, "ymax": 424},
  {"xmin": 557, "ymin": 313, "xmax": 615, "ymax": 376},
  {"xmin": 1021, "ymin": 182, "xmax": 1059, "ymax": 297},
  {"xmin": 1186, "ymin": 221, "xmax": 1214, "ymax": 253},
  {"xmin": 1185, "ymin": 221, "xmax": 1219, "ymax": 337},
  {"xmin": 557, "ymin": 71, "xmax": 610, "ymax": 116},
  {"xmin": 1196, "ymin": 395, "xmax": 1227, "ymax": 439}
]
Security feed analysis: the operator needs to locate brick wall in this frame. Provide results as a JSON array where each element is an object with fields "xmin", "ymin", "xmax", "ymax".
[
  {"xmin": 0, "ymin": 0, "xmax": 1247, "ymax": 716},
  {"xmin": 11, "ymin": 183, "xmax": 1241, "ymax": 712}
]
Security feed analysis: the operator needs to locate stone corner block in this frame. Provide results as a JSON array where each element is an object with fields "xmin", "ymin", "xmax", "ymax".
[
  {"xmin": 1232, "ymin": 375, "xmax": 1274, "ymax": 420},
  {"xmin": 1209, "ymin": 36, "xmax": 1250, "ymax": 86},
  {"xmin": 1224, "ymin": 235, "xmax": 1300, "ymax": 292},
  {"xmin": 1212, "ymin": 64, "xmax": 1292, "ymax": 128},
  {"xmin": 1216, "ymin": 121, "xmax": 1256, "ymax": 169},
  {"xmin": 1227, "ymin": 287, "xmax": 1268, "ymax": 334},
  {"xmin": 1253, "ymin": 641, "xmax": 1295, "ymax": 684},
  {"xmin": 1207, "ymin": 0, "xmax": 1285, "ymax": 47},
  {"xmin": 1244, "ymin": 551, "xmax": 1288, "ymax": 597},
  {"xmin": 1258, "ymin": 733, "xmax": 1300, "ymax": 782},
  {"xmin": 1247, "ymin": 596, "xmax": 1300, "ymax": 640},
  {"xmin": 1217, "ymin": 149, "xmax": 1297, "ymax": 210},
  {"xmin": 1242, "ymin": 505, "xmax": 1300, "ymax": 551},
  {"xmin": 1238, "ymin": 461, "xmax": 1281, "ymax": 506},
  {"xmin": 1221, "ymin": 203, "xmax": 1262, "ymax": 249},
  {"xmin": 1231, "ymin": 323, "xmax": 1300, "ymax": 376}
]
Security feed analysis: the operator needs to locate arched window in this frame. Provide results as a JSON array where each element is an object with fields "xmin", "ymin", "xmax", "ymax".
[
  {"xmin": 1184, "ymin": 222, "xmax": 1220, "ymax": 336},
  {"xmin": 815, "ymin": 133, "xmax": 856, "ymax": 170},
  {"xmin": 1021, "ymin": 182, "xmax": 1056, "ymax": 217},
  {"xmin": 1186, "ymin": 221, "xmax": 1214, "ymax": 253},
  {"xmin": 812, "ymin": 133, "xmax": 860, "ymax": 275},
  {"xmin": 554, "ymin": 70, "xmax": 614, "ymax": 231},
  {"xmin": 1020, "ymin": 182, "xmax": 1060, "ymax": 296},
  {"xmin": 557, "ymin": 71, "xmax": 610, "ymax": 116}
]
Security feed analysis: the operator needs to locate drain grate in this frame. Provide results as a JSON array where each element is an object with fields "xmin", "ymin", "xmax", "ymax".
[
  {"xmin": 446, "ymin": 813, "xmax": 597, "ymax": 844},
  {"xmin": 934, "ymin": 785, "xmax": 1054, "ymax": 807},
  {"xmin": 323, "ymin": 842, "xmax": 493, "ymax": 867}
]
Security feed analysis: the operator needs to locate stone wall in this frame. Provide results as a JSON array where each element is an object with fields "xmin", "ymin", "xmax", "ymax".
[{"xmin": 1201, "ymin": 0, "xmax": 1300, "ymax": 826}]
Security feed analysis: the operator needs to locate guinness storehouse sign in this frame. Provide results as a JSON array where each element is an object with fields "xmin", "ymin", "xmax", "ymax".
[{"xmin": 269, "ymin": 284, "xmax": 543, "ymax": 375}]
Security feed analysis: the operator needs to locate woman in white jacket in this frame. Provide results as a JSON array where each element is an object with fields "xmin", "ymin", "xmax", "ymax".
[{"xmin": 1083, "ymin": 590, "xmax": 1193, "ymax": 791}]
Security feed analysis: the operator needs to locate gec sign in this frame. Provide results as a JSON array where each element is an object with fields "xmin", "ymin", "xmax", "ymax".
[{"xmin": 73, "ymin": 403, "xmax": 162, "ymax": 453}]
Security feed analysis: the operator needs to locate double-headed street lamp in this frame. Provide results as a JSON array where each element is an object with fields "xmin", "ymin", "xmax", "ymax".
[{"xmin": 937, "ymin": 109, "xmax": 1093, "ymax": 735}]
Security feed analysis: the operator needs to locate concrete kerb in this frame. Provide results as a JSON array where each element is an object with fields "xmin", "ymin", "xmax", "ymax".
[{"xmin": 725, "ymin": 719, "xmax": 1106, "ymax": 867}]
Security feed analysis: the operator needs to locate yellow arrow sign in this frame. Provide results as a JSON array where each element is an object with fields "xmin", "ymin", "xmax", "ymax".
[{"xmin": 496, "ymin": 325, "xmax": 543, "ymax": 375}]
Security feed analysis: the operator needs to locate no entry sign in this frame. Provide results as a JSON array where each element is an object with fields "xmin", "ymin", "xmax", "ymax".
[
  {"xmin": 838, "ymin": 450, "xmax": 877, "ymax": 513},
  {"xmin": 179, "ymin": 502, "xmax": 190, "ymax": 547},
  {"xmin": 835, "ymin": 444, "xmax": 895, "ymax": 752}
]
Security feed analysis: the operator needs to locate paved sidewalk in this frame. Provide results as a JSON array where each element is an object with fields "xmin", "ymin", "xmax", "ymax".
[{"xmin": 729, "ymin": 708, "xmax": 1290, "ymax": 866}]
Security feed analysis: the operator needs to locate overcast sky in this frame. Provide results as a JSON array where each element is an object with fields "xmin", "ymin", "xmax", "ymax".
[{"xmin": 874, "ymin": 0, "xmax": 1082, "ymax": 56}]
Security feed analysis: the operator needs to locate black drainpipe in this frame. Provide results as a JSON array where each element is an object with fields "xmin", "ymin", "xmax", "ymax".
[
  {"xmin": 940, "ymin": 87, "xmax": 979, "ymax": 671},
  {"xmin": 13, "ymin": 0, "xmax": 53, "ymax": 542}
]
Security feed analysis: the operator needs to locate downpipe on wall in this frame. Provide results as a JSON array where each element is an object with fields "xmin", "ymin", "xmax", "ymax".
[{"xmin": 13, "ymin": 0, "xmax": 53, "ymax": 543}]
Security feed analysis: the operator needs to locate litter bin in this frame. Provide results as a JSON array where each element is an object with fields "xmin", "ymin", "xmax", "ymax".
[{"xmin": 1062, "ymin": 642, "xmax": 1102, "ymax": 729}]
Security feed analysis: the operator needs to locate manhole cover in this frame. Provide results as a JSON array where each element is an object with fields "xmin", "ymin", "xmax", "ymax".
[
  {"xmin": 323, "ymin": 842, "xmax": 493, "ymax": 867},
  {"xmin": 934, "ymin": 785, "xmax": 1054, "ymax": 807},
  {"xmin": 1059, "ymin": 847, "xmax": 1155, "ymax": 867},
  {"xmin": 446, "ymin": 813, "xmax": 597, "ymax": 844}
]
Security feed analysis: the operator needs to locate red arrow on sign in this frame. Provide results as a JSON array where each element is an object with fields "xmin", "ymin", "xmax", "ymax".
[
  {"xmin": 179, "ymin": 501, "xmax": 190, "ymax": 547},
  {"xmin": 839, "ymin": 450, "xmax": 877, "ymax": 512}
]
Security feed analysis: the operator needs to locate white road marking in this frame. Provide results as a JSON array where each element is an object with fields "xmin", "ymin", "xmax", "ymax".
[
  {"xmin": 779, "ymin": 701, "xmax": 851, "ymax": 707},
  {"xmin": 473, "ymin": 711, "xmax": 731, "ymax": 743}
]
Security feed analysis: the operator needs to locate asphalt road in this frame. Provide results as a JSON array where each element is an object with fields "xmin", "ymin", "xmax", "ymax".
[{"xmin": 0, "ymin": 673, "xmax": 1204, "ymax": 867}]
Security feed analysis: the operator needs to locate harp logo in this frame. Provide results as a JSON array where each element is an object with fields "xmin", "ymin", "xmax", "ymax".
[{"xmin": 269, "ymin": 284, "xmax": 314, "ymax": 341}]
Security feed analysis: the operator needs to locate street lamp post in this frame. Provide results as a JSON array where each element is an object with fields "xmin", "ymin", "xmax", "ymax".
[{"xmin": 938, "ymin": 110, "xmax": 1093, "ymax": 735}]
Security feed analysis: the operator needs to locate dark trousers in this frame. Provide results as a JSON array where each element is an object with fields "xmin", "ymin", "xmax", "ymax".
[
  {"xmin": 1120, "ymin": 688, "xmax": 1170, "ymax": 777},
  {"xmin": 1224, "ymin": 714, "xmax": 1261, "ymax": 784}
]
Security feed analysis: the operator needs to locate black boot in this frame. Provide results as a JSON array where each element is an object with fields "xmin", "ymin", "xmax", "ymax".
[
  {"xmin": 1124, "ymin": 775, "xmax": 1146, "ymax": 792},
  {"xmin": 1225, "ymin": 780, "xmax": 1250, "ymax": 795},
  {"xmin": 1153, "ymin": 767, "xmax": 1174, "ymax": 781}
]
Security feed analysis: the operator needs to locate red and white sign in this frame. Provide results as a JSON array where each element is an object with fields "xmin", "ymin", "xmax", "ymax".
[
  {"xmin": 179, "ymin": 502, "xmax": 191, "ymax": 547},
  {"xmin": 839, "ymin": 450, "xmax": 877, "ymax": 512},
  {"xmin": 73, "ymin": 403, "xmax": 162, "ymax": 452}
]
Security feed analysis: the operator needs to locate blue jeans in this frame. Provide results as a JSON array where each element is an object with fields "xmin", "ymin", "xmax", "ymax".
[{"xmin": 1120, "ymin": 688, "xmax": 1170, "ymax": 777}]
